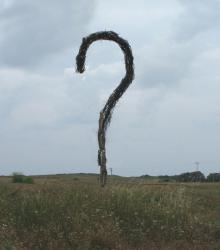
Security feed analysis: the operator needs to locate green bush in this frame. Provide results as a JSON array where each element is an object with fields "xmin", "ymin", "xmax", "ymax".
[
  {"xmin": 12, "ymin": 172, "xmax": 34, "ymax": 184},
  {"xmin": 12, "ymin": 172, "xmax": 24, "ymax": 183},
  {"xmin": 24, "ymin": 176, "xmax": 34, "ymax": 184}
]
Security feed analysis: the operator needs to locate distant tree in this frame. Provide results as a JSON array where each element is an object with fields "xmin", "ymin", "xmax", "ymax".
[
  {"xmin": 207, "ymin": 173, "xmax": 220, "ymax": 182},
  {"xmin": 158, "ymin": 175, "xmax": 171, "ymax": 182},
  {"xmin": 175, "ymin": 171, "xmax": 205, "ymax": 182}
]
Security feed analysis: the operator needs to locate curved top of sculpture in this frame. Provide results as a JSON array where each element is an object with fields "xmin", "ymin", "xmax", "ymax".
[{"xmin": 76, "ymin": 31, "xmax": 134, "ymax": 132}]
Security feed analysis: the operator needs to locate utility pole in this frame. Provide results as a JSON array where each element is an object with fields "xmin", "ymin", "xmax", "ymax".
[{"xmin": 195, "ymin": 161, "xmax": 200, "ymax": 171}]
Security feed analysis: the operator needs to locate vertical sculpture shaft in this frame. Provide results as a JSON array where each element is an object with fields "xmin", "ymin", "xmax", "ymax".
[{"xmin": 76, "ymin": 31, "xmax": 134, "ymax": 186}]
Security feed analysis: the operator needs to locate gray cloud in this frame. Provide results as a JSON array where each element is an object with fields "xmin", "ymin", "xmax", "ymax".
[
  {"xmin": 175, "ymin": 0, "xmax": 220, "ymax": 41},
  {"xmin": 136, "ymin": 42, "xmax": 194, "ymax": 88},
  {"xmin": 0, "ymin": 0, "xmax": 220, "ymax": 176},
  {"xmin": 0, "ymin": 68, "xmax": 101, "ymax": 174},
  {"xmin": 0, "ymin": 0, "xmax": 96, "ymax": 68},
  {"xmin": 135, "ymin": 0, "xmax": 220, "ymax": 89}
]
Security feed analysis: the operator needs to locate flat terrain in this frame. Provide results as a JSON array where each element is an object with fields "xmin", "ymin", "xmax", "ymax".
[{"xmin": 0, "ymin": 174, "xmax": 219, "ymax": 249}]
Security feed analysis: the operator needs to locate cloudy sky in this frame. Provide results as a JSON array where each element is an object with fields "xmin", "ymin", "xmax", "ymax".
[{"xmin": 0, "ymin": 0, "xmax": 220, "ymax": 176}]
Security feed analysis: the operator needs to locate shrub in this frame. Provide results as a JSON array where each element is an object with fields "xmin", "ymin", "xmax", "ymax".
[
  {"xmin": 24, "ymin": 176, "xmax": 34, "ymax": 184},
  {"xmin": 12, "ymin": 172, "xmax": 24, "ymax": 183},
  {"xmin": 12, "ymin": 172, "xmax": 34, "ymax": 184}
]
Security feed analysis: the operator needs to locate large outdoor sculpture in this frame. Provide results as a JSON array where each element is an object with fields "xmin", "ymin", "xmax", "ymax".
[{"xmin": 76, "ymin": 31, "xmax": 134, "ymax": 186}]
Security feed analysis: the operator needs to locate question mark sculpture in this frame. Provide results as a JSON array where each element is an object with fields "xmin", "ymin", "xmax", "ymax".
[{"xmin": 76, "ymin": 31, "xmax": 134, "ymax": 187}]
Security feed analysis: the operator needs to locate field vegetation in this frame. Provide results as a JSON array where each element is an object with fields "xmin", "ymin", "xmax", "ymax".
[{"xmin": 0, "ymin": 174, "xmax": 219, "ymax": 249}]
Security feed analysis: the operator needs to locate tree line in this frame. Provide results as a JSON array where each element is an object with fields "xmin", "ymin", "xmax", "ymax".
[{"xmin": 141, "ymin": 171, "xmax": 220, "ymax": 182}]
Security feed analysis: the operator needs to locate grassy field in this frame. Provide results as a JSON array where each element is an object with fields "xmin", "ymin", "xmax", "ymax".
[{"xmin": 0, "ymin": 174, "xmax": 219, "ymax": 250}]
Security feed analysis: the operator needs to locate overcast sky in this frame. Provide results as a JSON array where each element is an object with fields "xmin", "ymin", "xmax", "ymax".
[{"xmin": 0, "ymin": 0, "xmax": 220, "ymax": 176}]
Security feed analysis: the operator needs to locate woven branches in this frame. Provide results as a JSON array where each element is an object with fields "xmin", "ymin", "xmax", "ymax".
[{"xmin": 76, "ymin": 31, "xmax": 134, "ymax": 186}]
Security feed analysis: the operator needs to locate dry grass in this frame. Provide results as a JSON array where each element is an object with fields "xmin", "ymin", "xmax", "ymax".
[{"xmin": 0, "ymin": 175, "xmax": 219, "ymax": 249}]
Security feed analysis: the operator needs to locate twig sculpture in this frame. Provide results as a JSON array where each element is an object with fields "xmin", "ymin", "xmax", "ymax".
[{"xmin": 76, "ymin": 31, "xmax": 134, "ymax": 186}]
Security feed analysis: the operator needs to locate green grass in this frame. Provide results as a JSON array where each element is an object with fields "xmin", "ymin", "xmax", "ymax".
[{"xmin": 0, "ymin": 175, "xmax": 219, "ymax": 249}]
